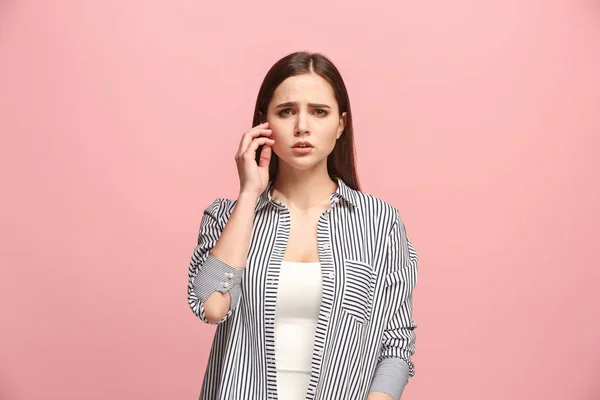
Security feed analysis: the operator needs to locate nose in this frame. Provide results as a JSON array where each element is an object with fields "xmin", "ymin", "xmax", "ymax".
[{"xmin": 294, "ymin": 111, "xmax": 310, "ymax": 136}]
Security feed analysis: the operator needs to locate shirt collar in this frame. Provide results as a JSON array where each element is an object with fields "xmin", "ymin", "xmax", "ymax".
[{"xmin": 254, "ymin": 177, "xmax": 358, "ymax": 213}]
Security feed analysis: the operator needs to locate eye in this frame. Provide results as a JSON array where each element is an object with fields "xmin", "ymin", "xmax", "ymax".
[
  {"xmin": 315, "ymin": 109, "xmax": 328, "ymax": 116},
  {"xmin": 278, "ymin": 108, "xmax": 294, "ymax": 117}
]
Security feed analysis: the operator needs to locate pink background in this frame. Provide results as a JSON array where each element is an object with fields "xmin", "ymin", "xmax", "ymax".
[{"xmin": 1, "ymin": 1, "xmax": 599, "ymax": 399}]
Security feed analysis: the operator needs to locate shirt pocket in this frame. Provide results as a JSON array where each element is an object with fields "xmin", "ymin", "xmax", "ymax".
[{"xmin": 341, "ymin": 258, "xmax": 376, "ymax": 323}]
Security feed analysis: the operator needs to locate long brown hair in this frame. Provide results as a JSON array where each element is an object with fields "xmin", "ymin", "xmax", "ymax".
[{"xmin": 252, "ymin": 51, "xmax": 361, "ymax": 191}]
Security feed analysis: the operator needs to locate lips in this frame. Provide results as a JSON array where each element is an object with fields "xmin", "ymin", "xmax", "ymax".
[{"xmin": 293, "ymin": 141, "xmax": 313, "ymax": 148}]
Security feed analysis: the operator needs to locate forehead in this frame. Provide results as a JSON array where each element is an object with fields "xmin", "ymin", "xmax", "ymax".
[{"xmin": 271, "ymin": 73, "xmax": 336, "ymax": 104}]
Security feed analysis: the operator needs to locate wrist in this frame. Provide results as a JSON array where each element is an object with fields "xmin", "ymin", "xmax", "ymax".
[{"xmin": 237, "ymin": 190, "xmax": 260, "ymax": 204}]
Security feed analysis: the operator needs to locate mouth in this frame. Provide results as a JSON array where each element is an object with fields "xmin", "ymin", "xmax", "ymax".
[{"xmin": 292, "ymin": 141, "xmax": 313, "ymax": 148}]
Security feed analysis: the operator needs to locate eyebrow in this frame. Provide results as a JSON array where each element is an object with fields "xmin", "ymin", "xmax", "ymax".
[{"xmin": 274, "ymin": 102, "xmax": 331, "ymax": 109}]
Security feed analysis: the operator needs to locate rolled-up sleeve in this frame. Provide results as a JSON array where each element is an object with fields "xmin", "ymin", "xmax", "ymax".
[
  {"xmin": 369, "ymin": 208, "xmax": 418, "ymax": 399},
  {"xmin": 187, "ymin": 198, "xmax": 244, "ymax": 325}
]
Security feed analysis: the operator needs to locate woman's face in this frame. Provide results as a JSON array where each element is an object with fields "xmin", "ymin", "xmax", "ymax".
[{"xmin": 264, "ymin": 73, "xmax": 346, "ymax": 171}]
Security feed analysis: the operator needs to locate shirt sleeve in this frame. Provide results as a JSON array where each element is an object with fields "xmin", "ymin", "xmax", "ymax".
[
  {"xmin": 369, "ymin": 208, "xmax": 418, "ymax": 399},
  {"xmin": 187, "ymin": 198, "xmax": 244, "ymax": 325}
]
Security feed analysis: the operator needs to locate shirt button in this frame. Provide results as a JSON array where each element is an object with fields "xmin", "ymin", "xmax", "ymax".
[
  {"xmin": 222, "ymin": 282, "xmax": 229, "ymax": 289},
  {"xmin": 324, "ymin": 312, "xmax": 331, "ymax": 319},
  {"xmin": 225, "ymin": 272, "xmax": 234, "ymax": 279},
  {"xmin": 317, "ymin": 349, "xmax": 323, "ymax": 357},
  {"xmin": 321, "ymin": 243, "xmax": 330, "ymax": 250},
  {"xmin": 327, "ymin": 272, "xmax": 334, "ymax": 279}
]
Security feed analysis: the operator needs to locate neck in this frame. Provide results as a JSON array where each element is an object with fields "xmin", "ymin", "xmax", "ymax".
[{"xmin": 271, "ymin": 163, "xmax": 338, "ymax": 210}]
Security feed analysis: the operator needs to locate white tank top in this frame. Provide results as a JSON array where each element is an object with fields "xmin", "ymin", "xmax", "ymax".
[{"xmin": 274, "ymin": 261, "xmax": 323, "ymax": 399}]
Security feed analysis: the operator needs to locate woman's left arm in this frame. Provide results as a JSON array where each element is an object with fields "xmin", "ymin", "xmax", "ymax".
[{"xmin": 368, "ymin": 208, "xmax": 418, "ymax": 400}]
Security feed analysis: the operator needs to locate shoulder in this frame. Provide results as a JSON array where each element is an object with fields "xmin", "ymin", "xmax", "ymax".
[
  {"xmin": 351, "ymin": 189, "xmax": 402, "ymax": 226},
  {"xmin": 203, "ymin": 197, "xmax": 236, "ymax": 221},
  {"xmin": 353, "ymin": 191, "xmax": 417, "ymax": 261}
]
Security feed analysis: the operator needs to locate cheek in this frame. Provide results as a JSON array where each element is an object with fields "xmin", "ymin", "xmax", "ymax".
[
  {"xmin": 269, "ymin": 130, "xmax": 285, "ymax": 153},
  {"xmin": 269, "ymin": 122, "xmax": 290, "ymax": 140},
  {"xmin": 270, "ymin": 128, "xmax": 283, "ymax": 144}
]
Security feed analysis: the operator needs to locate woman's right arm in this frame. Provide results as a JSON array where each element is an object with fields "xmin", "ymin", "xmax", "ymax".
[
  {"xmin": 187, "ymin": 192, "xmax": 259, "ymax": 324},
  {"xmin": 187, "ymin": 121, "xmax": 275, "ymax": 324}
]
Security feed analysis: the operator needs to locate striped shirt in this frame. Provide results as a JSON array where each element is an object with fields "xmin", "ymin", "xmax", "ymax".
[{"xmin": 187, "ymin": 178, "xmax": 418, "ymax": 400}]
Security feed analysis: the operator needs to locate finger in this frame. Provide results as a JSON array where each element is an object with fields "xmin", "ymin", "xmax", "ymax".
[
  {"xmin": 246, "ymin": 137, "xmax": 275, "ymax": 156},
  {"xmin": 257, "ymin": 144, "xmax": 272, "ymax": 169},
  {"xmin": 237, "ymin": 128, "xmax": 272, "ymax": 155},
  {"xmin": 253, "ymin": 121, "xmax": 269, "ymax": 130}
]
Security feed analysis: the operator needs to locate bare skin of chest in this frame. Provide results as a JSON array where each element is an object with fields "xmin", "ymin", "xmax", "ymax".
[{"xmin": 282, "ymin": 206, "xmax": 329, "ymax": 263}]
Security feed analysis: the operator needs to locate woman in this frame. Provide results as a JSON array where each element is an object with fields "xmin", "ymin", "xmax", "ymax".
[{"xmin": 188, "ymin": 51, "xmax": 418, "ymax": 400}]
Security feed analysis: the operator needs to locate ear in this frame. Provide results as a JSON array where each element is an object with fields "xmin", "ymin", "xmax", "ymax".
[{"xmin": 337, "ymin": 112, "xmax": 347, "ymax": 139}]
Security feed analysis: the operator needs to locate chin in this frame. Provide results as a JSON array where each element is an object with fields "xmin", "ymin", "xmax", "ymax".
[{"xmin": 277, "ymin": 155, "xmax": 323, "ymax": 170}]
